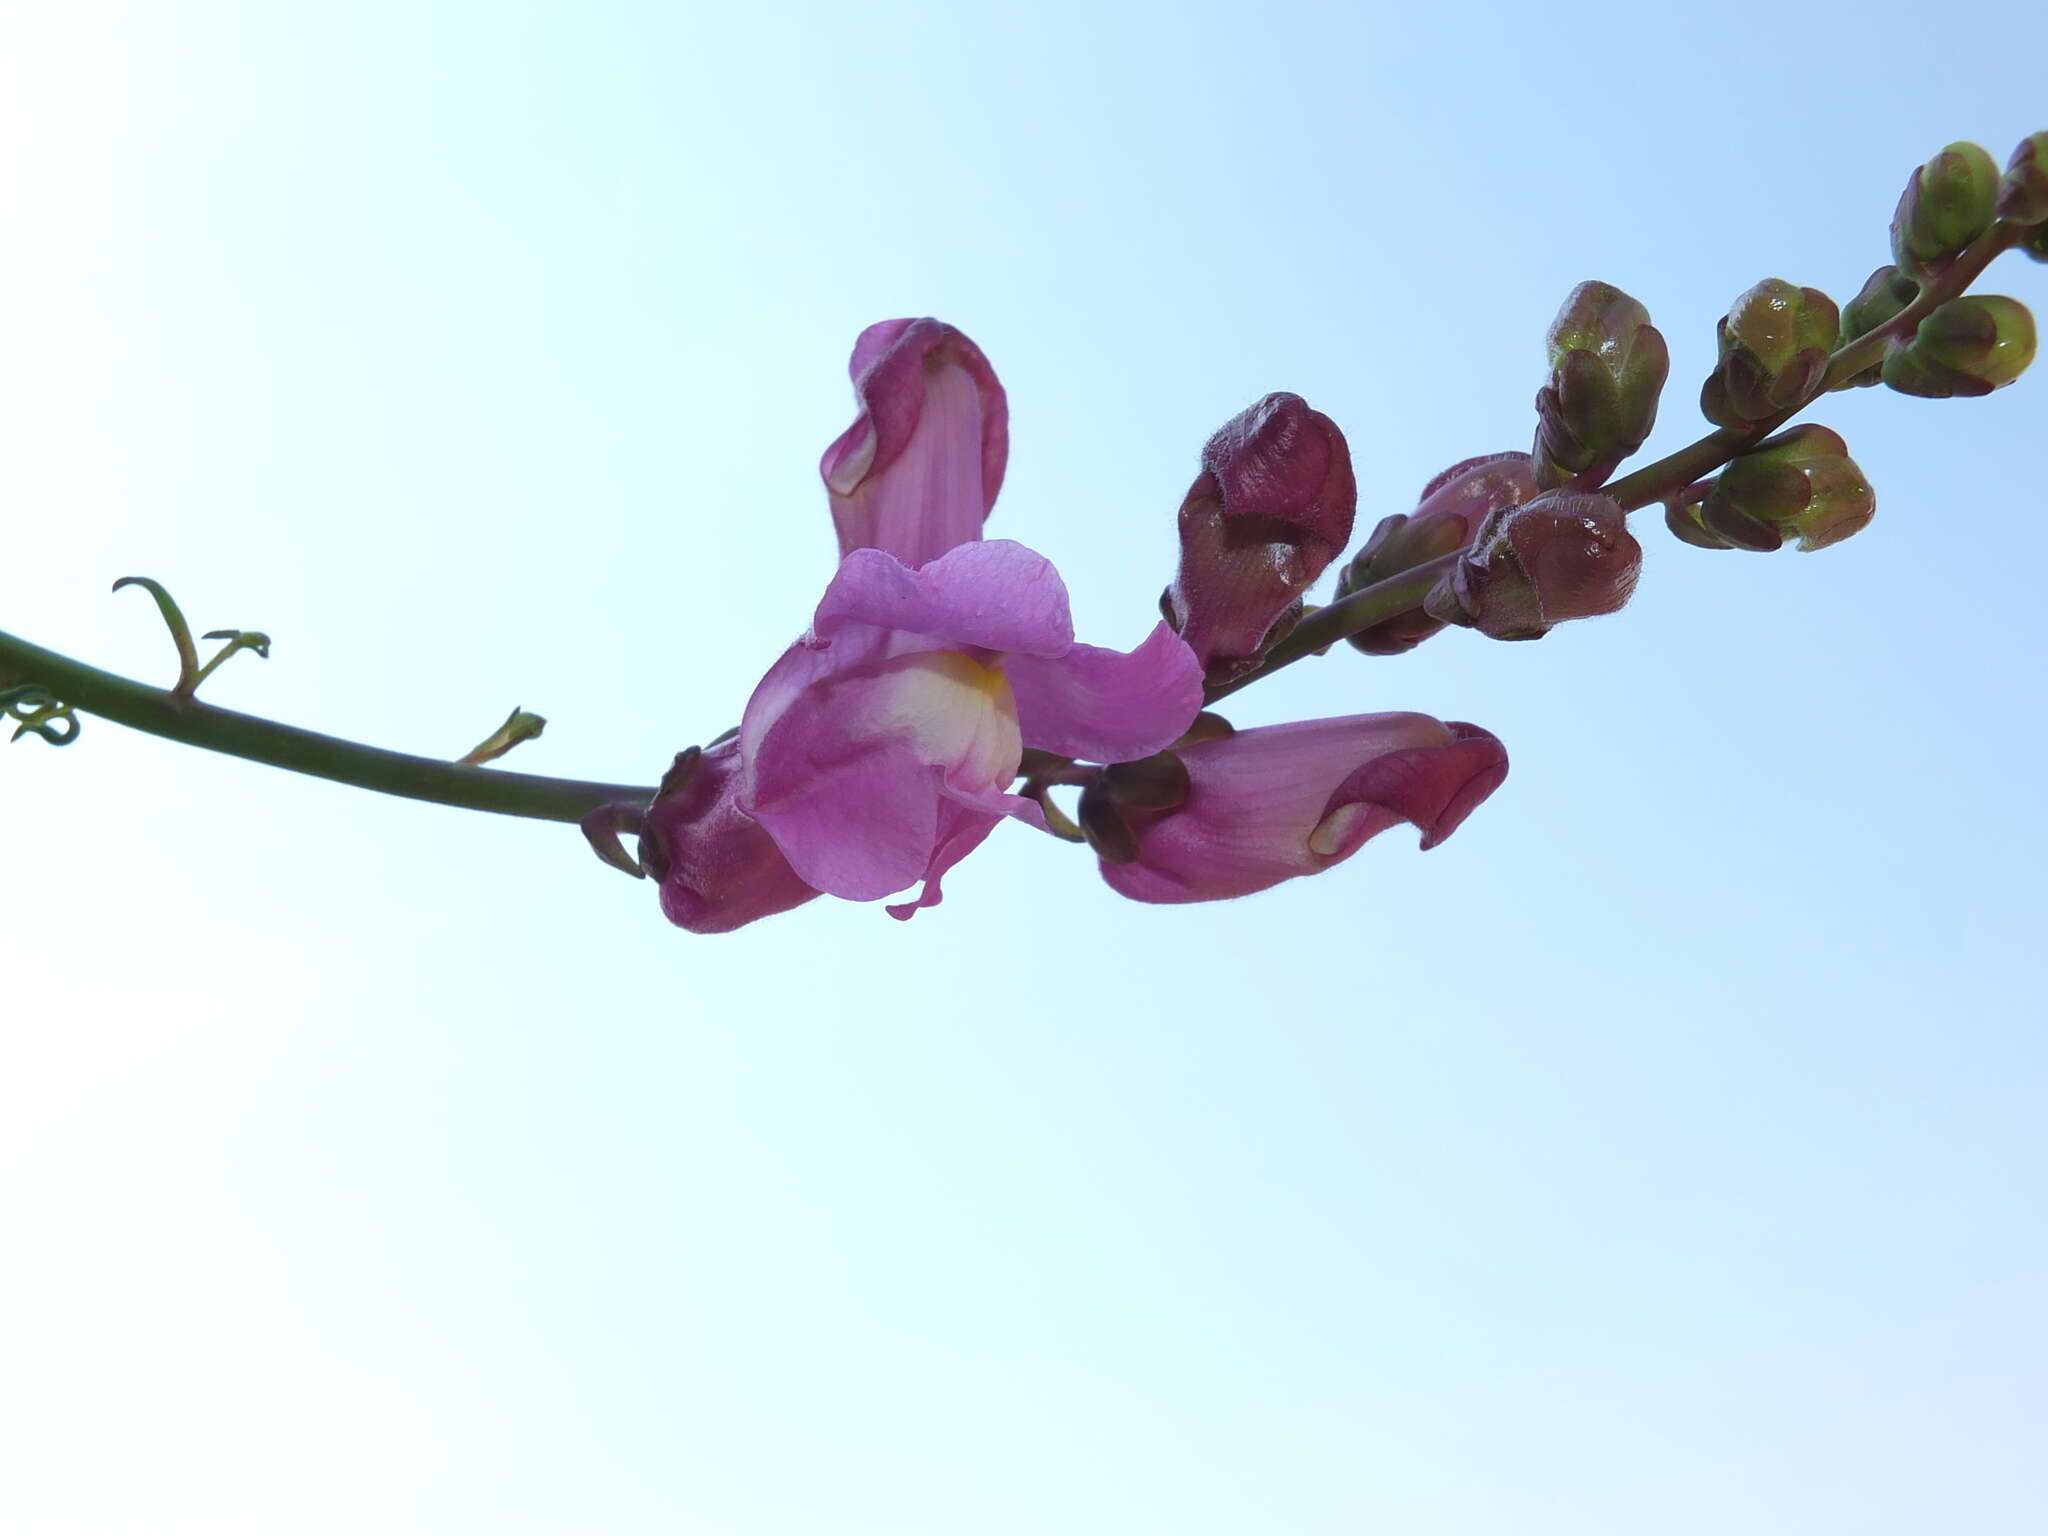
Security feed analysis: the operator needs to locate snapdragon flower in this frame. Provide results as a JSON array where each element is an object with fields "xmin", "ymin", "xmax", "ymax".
[{"xmin": 651, "ymin": 318, "xmax": 1204, "ymax": 927}]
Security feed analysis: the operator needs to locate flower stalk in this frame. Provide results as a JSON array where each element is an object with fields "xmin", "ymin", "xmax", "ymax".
[{"xmin": 0, "ymin": 625, "xmax": 650, "ymax": 822}]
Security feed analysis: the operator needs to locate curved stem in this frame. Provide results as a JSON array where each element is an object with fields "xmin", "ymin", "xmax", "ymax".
[
  {"xmin": 1203, "ymin": 555, "xmax": 1457, "ymax": 704},
  {"xmin": 0, "ymin": 627, "xmax": 655, "ymax": 822},
  {"xmin": 1605, "ymin": 222, "xmax": 2022, "ymax": 513}
]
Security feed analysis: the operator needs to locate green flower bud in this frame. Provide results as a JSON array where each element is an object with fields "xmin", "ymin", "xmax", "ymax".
[
  {"xmin": 1834, "ymin": 266, "xmax": 1920, "ymax": 387},
  {"xmin": 1533, "ymin": 281, "xmax": 1670, "ymax": 488},
  {"xmin": 1699, "ymin": 279, "xmax": 1839, "ymax": 426},
  {"xmin": 1881, "ymin": 295, "xmax": 2037, "ymax": 398},
  {"xmin": 1891, "ymin": 141, "xmax": 2000, "ymax": 277},
  {"xmin": 1995, "ymin": 132, "xmax": 2048, "ymax": 226},
  {"xmin": 1699, "ymin": 424, "xmax": 1875, "ymax": 553}
]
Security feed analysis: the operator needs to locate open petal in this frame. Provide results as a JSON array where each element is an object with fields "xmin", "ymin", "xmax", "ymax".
[
  {"xmin": 1322, "ymin": 721, "xmax": 1508, "ymax": 852},
  {"xmin": 744, "ymin": 738, "xmax": 944, "ymax": 900},
  {"xmin": 813, "ymin": 541, "xmax": 1074, "ymax": 657},
  {"xmin": 875, "ymin": 778, "xmax": 1035, "ymax": 920},
  {"xmin": 819, "ymin": 318, "xmax": 1009, "ymax": 568},
  {"xmin": 1006, "ymin": 620, "xmax": 1205, "ymax": 763}
]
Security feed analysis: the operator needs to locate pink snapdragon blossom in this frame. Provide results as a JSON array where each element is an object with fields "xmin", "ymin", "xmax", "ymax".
[
  {"xmin": 733, "ymin": 320, "xmax": 1205, "ymax": 919},
  {"xmin": 1099, "ymin": 714, "xmax": 1507, "ymax": 904}
]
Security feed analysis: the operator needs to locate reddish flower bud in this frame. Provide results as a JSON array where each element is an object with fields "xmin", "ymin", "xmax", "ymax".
[
  {"xmin": 1424, "ymin": 492, "xmax": 1640, "ymax": 641},
  {"xmin": 1335, "ymin": 452, "xmax": 1537, "ymax": 655},
  {"xmin": 1097, "ymin": 714, "xmax": 1507, "ymax": 905},
  {"xmin": 1700, "ymin": 280, "xmax": 1839, "ymax": 426},
  {"xmin": 641, "ymin": 737, "xmax": 821, "ymax": 934},
  {"xmin": 1165, "ymin": 393, "xmax": 1357, "ymax": 682}
]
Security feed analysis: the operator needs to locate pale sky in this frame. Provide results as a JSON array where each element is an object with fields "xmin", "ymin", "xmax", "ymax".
[{"xmin": 4, "ymin": 2, "xmax": 2045, "ymax": 1532}]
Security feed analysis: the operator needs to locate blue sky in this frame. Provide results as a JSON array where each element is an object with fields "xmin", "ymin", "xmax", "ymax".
[{"xmin": 4, "ymin": 2, "xmax": 2045, "ymax": 1532}]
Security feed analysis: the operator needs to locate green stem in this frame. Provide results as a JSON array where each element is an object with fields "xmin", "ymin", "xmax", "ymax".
[
  {"xmin": 0, "ymin": 627, "xmax": 654, "ymax": 822},
  {"xmin": 1203, "ymin": 555, "xmax": 1457, "ymax": 704},
  {"xmin": 1604, "ymin": 222, "xmax": 2022, "ymax": 513}
]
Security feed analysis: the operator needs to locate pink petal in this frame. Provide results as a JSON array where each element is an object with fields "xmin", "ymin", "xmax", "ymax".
[
  {"xmin": 812, "ymin": 541, "xmax": 1074, "ymax": 657},
  {"xmin": 882, "ymin": 781, "xmax": 1042, "ymax": 920},
  {"xmin": 739, "ymin": 640, "xmax": 1029, "ymax": 905},
  {"xmin": 746, "ymin": 738, "xmax": 945, "ymax": 900},
  {"xmin": 1323, "ymin": 721, "xmax": 1508, "ymax": 852},
  {"xmin": 1005, "ymin": 620, "xmax": 1205, "ymax": 763},
  {"xmin": 819, "ymin": 318, "xmax": 1009, "ymax": 568},
  {"xmin": 1098, "ymin": 714, "xmax": 1506, "ymax": 904}
]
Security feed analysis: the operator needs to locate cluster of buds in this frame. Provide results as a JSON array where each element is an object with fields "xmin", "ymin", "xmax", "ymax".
[
  {"xmin": 1532, "ymin": 282, "xmax": 1668, "ymax": 489},
  {"xmin": 1665, "ymin": 426, "xmax": 1875, "ymax": 552}
]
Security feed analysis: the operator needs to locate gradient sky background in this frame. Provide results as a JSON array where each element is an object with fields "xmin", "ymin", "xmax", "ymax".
[{"xmin": 4, "ymin": 2, "xmax": 2045, "ymax": 1532}]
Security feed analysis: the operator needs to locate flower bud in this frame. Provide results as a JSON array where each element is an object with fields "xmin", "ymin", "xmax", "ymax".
[
  {"xmin": 1835, "ymin": 266, "xmax": 1920, "ymax": 387},
  {"xmin": 641, "ymin": 738, "xmax": 821, "ymax": 933},
  {"xmin": 1097, "ymin": 714, "xmax": 1507, "ymax": 905},
  {"xmin": 1881, "ymin": 295, "xmax": 2037, "ymax": 398},
  {"xmin": 1661, "ymin": 482, "xmax": 1729, "ymax": 550},
  {"xmin": 1533, "ymin": 281, "xmax": 1669, "ymax": 489},
  {"xmin": 1423, "ymin": 492, "xmax": 1640, "ymax": 641},
  {"xmin": 1698, "ymin": 424, "xmax": 1874, "ymax": 552},
  {"xmin": 1700, "ymin": 280, "xmax": 1839, "ymax": 425},
  {"xmin": 1335, "ymin": 451, "xmax": 1537, "ymax": 655},
  {"xmin": 1892, "ymin": 141, "xmax": 2001, "ymax": 277},
  {"xmin": 1165, "ymin": 393, "xmax": 1357, "ymax": 682},
  {"xmin": 1997, "ymin": 132, "xmax": 2048, "ymax": 225},
  {"xmin": 2023, "ymin": 223, "xmax": 2048, "ymax": 264}
]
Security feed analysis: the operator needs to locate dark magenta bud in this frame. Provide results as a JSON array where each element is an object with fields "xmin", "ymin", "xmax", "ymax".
[
  {"xmin": 1533, "ymin": 281, "xmax": 1669, "ymax": 489},
  {"xmin": 1166, "ymin": 393, "xmax": 1357, "ymax": 683},
  {"xmin": 1996, "ymin": 132, "xmax": 2048, "ymax": 225},
  {"xmin": 1700, "ymin": 280, "xmax": 1839, "ymax": 426},
  {"xmin": 1892, "ymin": 141, "xmax": 2001, "ymax": 278},
  {"xmin": 1334, "ymin": 452, "xmax": 1538, "ymax": 655},
  {"xmin": 1882, "ymin": 295, "xmax": 2037, "ymax": 397},
  {"xmin": 1698, "ymin": 424, "xmax": 1874, "ymax": 552},
  {"xmin": 1423, "ymin": 491, "xmax": 1641, "ymax": 641},
  {"xmin": 640, "ymin": 738, "xmax": 821, "ymax": 933}
]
